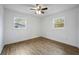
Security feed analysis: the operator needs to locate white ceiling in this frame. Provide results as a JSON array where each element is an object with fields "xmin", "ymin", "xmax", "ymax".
[{"xmin": 4, "ymin": 4, "xmax": 79, "ymax": 17}]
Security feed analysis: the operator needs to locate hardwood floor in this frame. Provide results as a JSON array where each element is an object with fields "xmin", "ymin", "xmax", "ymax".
[{"xmin": 1, "ymin": 37, "xmax": 79, "ymax": 55}]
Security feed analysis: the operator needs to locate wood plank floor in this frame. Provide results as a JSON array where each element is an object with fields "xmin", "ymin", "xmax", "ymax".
[{"xmin": 1, "ymin": 37, "xmax": 79, "ymax": 55}]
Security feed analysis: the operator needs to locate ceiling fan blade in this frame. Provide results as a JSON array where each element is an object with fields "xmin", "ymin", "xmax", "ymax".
[
  {"xmin": 42, "ymin": 7, "xmax": 48, "ymax": 10},
  {"xmin": 36, "ymin": 4, "xmax": 39, "ymax": 6},
  {"xmin": 41, "ymin": 11, "xmax": 44, "ymax": 14},
  {"xmin": 30, "ymin": 9, "xmax": 35, "ymax": 10},
  {"xmin": 30, "ymin": 8, "xmax": 37, "ymax": 10}
]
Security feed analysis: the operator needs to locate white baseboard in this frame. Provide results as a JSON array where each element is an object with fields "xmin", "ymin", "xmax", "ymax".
[
  {"xmin": 4, "ymin": 36, "xmax": 40, "ymax": 45},
  {"xmin": 41, "ymin": 36, "xmax": 79, "ymax": 48},
  {"xmin": 0, "ymin": 45, "xmax": 4, "ymax": 54}
]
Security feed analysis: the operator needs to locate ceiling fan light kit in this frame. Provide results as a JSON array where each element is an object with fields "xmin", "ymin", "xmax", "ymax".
[{"xmin": 35, "ymin": 10, "xmax": 42, "ymax": 14}]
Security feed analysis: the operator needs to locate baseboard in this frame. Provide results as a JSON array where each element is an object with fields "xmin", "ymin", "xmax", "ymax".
[
  {"xmin": 4, "ymin": 36, "xmax": 79, "ymax": 50},
  {"xmin": 41, "ymin": 36, "xmax": 79, "ymax": 49},
  {"xmin": 0, "ymin": 45, "xmax": 4, "ymax": 55},
  {"xmin": 4, "ymin": 36, "xmax": 41, "ymax": 45}
]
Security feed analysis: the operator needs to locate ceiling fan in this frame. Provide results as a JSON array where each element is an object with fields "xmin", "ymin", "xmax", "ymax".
[{"xmin": 30, "ymin": 4, "xmax": 48, "ymax": 14}]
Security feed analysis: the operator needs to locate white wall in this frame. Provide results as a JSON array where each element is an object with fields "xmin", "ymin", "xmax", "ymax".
[
  {"xmin": 0, "ymin": 5, "xmax": 4, "ymax": 53},
  {"xmin": 78, "ymin": 7, "xmax": 79, "ymax": 48},
  {"xmin": 4, "ymin": 9, "xmax": 40, "ymax": 44},
  {"xmin": 41, "ymin": 7, "xmax": 79, "ymax": 48}
]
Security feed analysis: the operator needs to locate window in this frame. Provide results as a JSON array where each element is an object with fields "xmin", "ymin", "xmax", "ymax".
[
  {"xmin": 14, "ymin": 17, "xmax": 27, "ymax": 29},
  {"xmin": 53, "ymin": 17, "xmax": 64, "ymax": 29}
]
